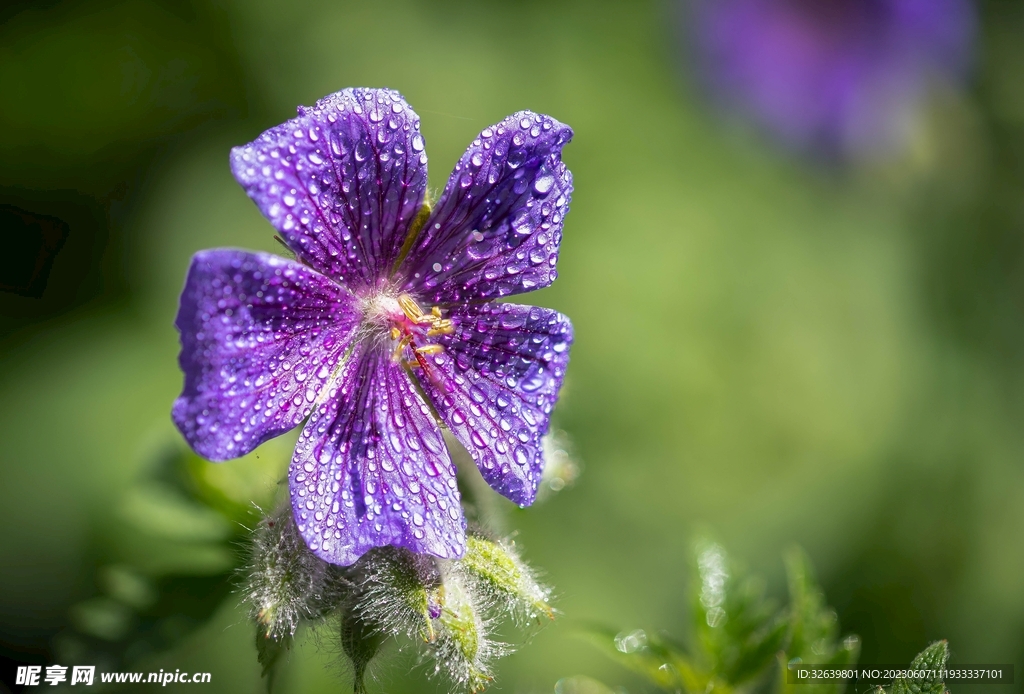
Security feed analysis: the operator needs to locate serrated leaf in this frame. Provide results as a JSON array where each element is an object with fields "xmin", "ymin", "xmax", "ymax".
[
  {"xmin": 891, "ymin": 641, "xmax": 949, "ymax": 694},
  {"xmin": 255, "ymin": 630, "xmax": 291, "ymax": 692},
  {"xmin": 786, "ymin": 547, "xmax": 838, "ymax": 654},
  {"xmin": 582, "ymin": 544, "xmax": 870, "ymax": 694},
  {"xmin": 692, "ymin": 541, "xmax": 786, "ymax": 686},
  {"xmin": 578, "ymin": 624, "xmax": 706, "ymax": 692},
  {"xmin": 779, "ymin": 637, "xmax": 860, "ymax": 694},
  {"xmin": 782, "ymin": 548, "xmax": 860, "ymax": 694}
]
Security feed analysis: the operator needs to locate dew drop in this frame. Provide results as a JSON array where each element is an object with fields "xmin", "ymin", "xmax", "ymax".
[{"xmin": 533, "ymin": 175, "xmax": 555, "ymax": 194}]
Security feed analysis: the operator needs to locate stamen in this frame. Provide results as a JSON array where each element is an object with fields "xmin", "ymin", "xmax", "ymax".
[
  {"xmin": 392, "ymin": 335, "xmax": 412, "ymax": 361},
  {"xmin": 388, "ymin": 295, "xmax": 453, "ymax": 371},
  {"xmin": 398, "ymin": 294, "xmax": 424, "ymax": 321},
  {"xmin": 399, "ymin": 294, "xmax": 448, "ymax": 325},
  {"xmin": 426, "ymin": 321, "xmax": 455, "ymax": 337}
]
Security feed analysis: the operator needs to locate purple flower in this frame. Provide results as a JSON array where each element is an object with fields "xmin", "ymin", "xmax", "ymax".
[
  {"xmin": 689, "ymin": 0, "xmax": 975, "ymax": 157},
  {"xmin": 172, "ymin": 88, "xmax": 573, "ymax": 565}
]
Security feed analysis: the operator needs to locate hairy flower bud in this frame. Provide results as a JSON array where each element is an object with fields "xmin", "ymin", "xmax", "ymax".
[
  {"xmin": 350, "ymin": 547, "xmax": 517, "ymax": 692},
  {"xmin": 244, "ymin": 504, "xmax": 347, "ymax": 642},
  {"xmin": 459, "ymin": 535, "xmax": 553, "ymax": 625},
  {"xmin": 432, "ymin": 567, "xmax": 506, "ymax": 693},
  {"xmin": 340, "ymin": 609, "xmax": 386, "ymax": 694},
  {"xmin": 356, "ymin": 546, "xmax": 443, "ymax": 643}
]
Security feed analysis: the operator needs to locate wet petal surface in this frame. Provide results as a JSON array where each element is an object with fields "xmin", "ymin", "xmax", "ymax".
[
  {"xmin": 399, "ymin": 111, "xmax": 572, "ymax": 302},
  {"xmin": 290, "ymin": 346, "xmax": 466, "ymax": 566},
  {"xmin": 231, "ymin": 88, "xmax": 428, "ymax": 289},
  {"xmin": 173, "ymin": 249, "xmax": 358, "ymax": 461},
  {"xmin": 417, "ymin": 302, "xmax": 573, "ymax": 505}
]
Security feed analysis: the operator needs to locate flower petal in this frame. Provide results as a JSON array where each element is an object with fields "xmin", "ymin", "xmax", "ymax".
[
  {"xmin": 417, "ymin": 302, "xmax": 572, "ymax": 505},
  {"xmin": 230, "ymin": 88, "xmax": 428, "ymax": 289},
  {"xmin": 172, "ymin": 249, "xmax": 358, "ymax": 461},
  {"xmin": 399, "ymin": 112, "xmax": 572, "ymax": 302},
  {"xmin": 290, "ymin": 346, "xmax": 466, "ymax": 566}
]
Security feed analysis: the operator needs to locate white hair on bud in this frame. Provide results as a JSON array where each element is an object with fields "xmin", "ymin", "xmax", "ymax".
[
  {"xmin": 456, "ymin": 533, "xmax": 555, "ymax": 629},
  {"xmin": 429, "ymin": 563, "xmax": 508, "ymax": 694},
  {"xmin": 354, "ymin": 546, "xmax": 442, "ymax": 642},
  {"xmin": 243, "ymin": 504, "xmax": 350, "ymax": 641},
  {"xmin": 351, "ymin": 547, "xmax": 509, "ymax": 693}
]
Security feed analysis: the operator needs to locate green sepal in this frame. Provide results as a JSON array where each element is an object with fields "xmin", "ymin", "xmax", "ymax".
[
  {"xmin": 460, "ymin": 535, "xmax": 552, "ymax": 624},
  {"xmin": 255, "ymin": 630, "xmax": 291, "ymax": 693},
  {"xmin": 357, "ymin": 546, "xmax": 440, "ymax": 643},
  {"xmin": 341, "ymin": 611, "xmax": 386, "ymax": 694},
  {"xmin": 437, "ymin": 575, "xmax": 493, "ymax": 694}
]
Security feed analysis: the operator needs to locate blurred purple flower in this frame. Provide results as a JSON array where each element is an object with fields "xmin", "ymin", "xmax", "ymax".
[
  {"xmin": 689, "ymin": 0, "xmax": 975, "ymax": 157},
  {"xmin": 172, "ymin": 88, "xmax": 573, "ymax": 565}
]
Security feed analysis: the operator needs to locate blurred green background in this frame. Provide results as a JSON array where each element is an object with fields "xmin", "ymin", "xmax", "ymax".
[{"xmin": 2, "ymin": 0, "xmax": 1024, "ymax": 691}]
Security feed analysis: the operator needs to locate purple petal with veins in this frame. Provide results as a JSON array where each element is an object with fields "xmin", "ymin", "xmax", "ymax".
[
  {"xmin": 290, "ymin": 345, "xmax": 466, "ymax": 566},
  {"xmin": 230, "ymin": 88, "xmax": 428, "ymax": 289},
  {"xmin": 172, "ymin": 249, "xmax": 358, "ymax": 461},
  {"xmin": 399, "ymin": 111, "xmax": 572, "ymax": 303},
  {"xmin": 417, "ymin": 302, "xmax": 572, "ymax": 505}
]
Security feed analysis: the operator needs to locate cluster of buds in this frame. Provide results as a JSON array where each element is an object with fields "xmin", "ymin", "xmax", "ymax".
[{"xmin": 244, "ymin": 509, "xmax": 555, "ymax": 693}]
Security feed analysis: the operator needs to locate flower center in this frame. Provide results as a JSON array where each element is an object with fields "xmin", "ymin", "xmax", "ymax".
[{"xmin": 359, "ymin": 290, "xmax": 454, "ymax": 370}]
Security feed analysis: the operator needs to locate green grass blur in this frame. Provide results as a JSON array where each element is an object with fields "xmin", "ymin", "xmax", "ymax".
[{"xmin": 2, "ymin": 0, "xmax": 1024, "ymax": 691}]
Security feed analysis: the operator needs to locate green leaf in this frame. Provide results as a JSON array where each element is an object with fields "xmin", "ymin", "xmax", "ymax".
[
  {"xmin": 692, "ymin": 541, "xmax": 787, "ymax": 686},
  {"xmin": 578, "ymin": 624, "xmax": 704, "ymax": 693},
  {"xmin": 786, "ymin": 547, "xmax": 837, "ymax": 654},
  {"xmin": 781, "ymin": 547, "xmax": 860, "ymax": 694},
  {"xmin": 890, "ymin": 641, "xmax": 949, "ymax": 694},
  {"xmin": 119, "ymin": 483, "xmax": 233, "ymax": 543},
  {"xmin": 183, "ymin": 438, "xmax": 291, "ymax": 527},
  {"xmin": 68, "ymin": 597, "xmax": 135, "ymax": 642}
]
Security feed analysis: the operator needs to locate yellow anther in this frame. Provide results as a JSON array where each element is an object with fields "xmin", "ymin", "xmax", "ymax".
[
  {"xmin": 426, "ymin": 320, "xmax": 455, "ymax": 337},
  {"xmin": 390, "ymin": 326, "xmax": 401, "ymax": 340},
  {"xmin": 398, "ymin": 294, "xmax": 449, "ymax": 326},
  {"xmin": 415, "ymin": 344, "xmax": 444, "ymax": 355},
  {"xmin": 405, "ymin": 359, "xmax": 422, "ymax": 370},
  {"xmin": 391, "ymin": 334, "xmax": 412, "ymax": 361},
  {"xmin": 398, "ymin": 294, "xmax": 425, "ymax": 321}
]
